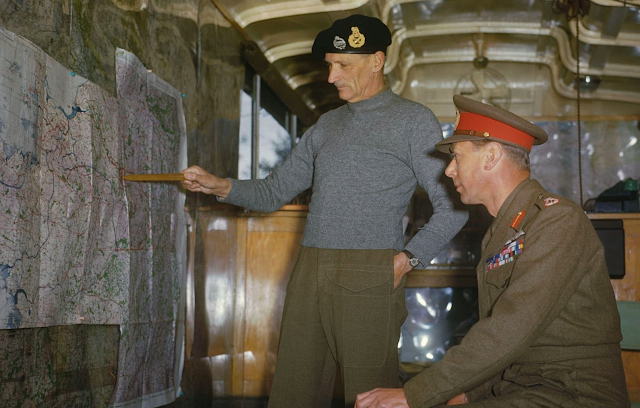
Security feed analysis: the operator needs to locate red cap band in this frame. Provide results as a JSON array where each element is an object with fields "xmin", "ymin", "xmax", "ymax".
[{"xmin": 456, "ymin": 112, "xmax": 535, "ymax": 151}]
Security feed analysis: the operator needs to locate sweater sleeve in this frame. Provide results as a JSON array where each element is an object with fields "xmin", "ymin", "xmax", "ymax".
[
  {"xmin": 403, "ymin": 205, "xmax": 598, "ymax": 407},
  {"xmin": 219, "ymin": 124, "xmax": 317, "ymax": 212},
  {"xmin": 404, "ymin": 109, "xmax": 468, "ymax": 264}
]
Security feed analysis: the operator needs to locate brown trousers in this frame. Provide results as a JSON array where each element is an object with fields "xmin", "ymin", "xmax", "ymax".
[{"xmin": 267, "ymin": 247, "xmax": 408, "ymax": 408}]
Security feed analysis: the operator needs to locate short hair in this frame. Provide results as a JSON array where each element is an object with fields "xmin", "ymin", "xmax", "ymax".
[{"xmin": 470, "ymin": 140, "xmax": 530, "ymax": 171}]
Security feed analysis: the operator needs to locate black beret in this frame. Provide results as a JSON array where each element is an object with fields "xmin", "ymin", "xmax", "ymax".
[
  {"xmin": 312, "ymin": 14, "xmax": 392, "ymax": 60},
  {"xmin": 435, "ymin": 95, "xmax": 548, "ymax": 153}
]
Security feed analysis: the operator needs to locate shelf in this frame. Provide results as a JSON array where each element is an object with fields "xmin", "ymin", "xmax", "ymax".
[
  {"xmin": 406, "ymin": 268, "xmax": 477, "ymax": 288},
  {"xmin": 587, "ymin": 212, "xmax": 640, "ymax": 220}
]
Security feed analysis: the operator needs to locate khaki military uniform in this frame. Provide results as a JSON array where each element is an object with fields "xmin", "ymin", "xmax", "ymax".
[
  {"xmin": 268, "ymin": 247, "xmax": 408, "ymax": 408},
  {"xmin": 404, "ymin": 179, "xmax": 629, "ymax": 407}
]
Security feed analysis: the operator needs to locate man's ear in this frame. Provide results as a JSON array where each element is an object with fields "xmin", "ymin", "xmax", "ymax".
[
  {"xmin": 484, "ymin": 142, "xmax": 504, "ymax": 170},
  {"xmin": 371, "ymin": 51, "xmax": 385, "ymax": 72}
]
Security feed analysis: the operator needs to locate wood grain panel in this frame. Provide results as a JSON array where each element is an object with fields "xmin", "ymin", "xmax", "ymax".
[
  {"xmin": 243, "ymin": 380, "xmax": 269, "ymax": 398},
  {"xmin": 596, "ymin": 217, "xmax": 640, "ymax": 401},
  {"xmin": 623, "ymin": 351, "xmax": 640, "ymax": 403},
  {"xmin": 242, "ymin": 224, "xmax": 304, "ymax": 396},
  {"xmin": 192, "ymin": 213, "xmax": 238, "ymax": 359},
  {"xmin": 406, "ymin": 269, "xmax": 477, "ymax": 288},
  {"xmin": 232, "ymin": 217, "xmax": 248, "ymax": 396},
  {"xmin": 247, "ymin": 213, "xmax": 307, "ymax": 232},
  {"xmin": 618, "ymin": 219, "xmax": 640, "ymax": 402},
  {"xmin": 611, "ymin": 219, "xmax": 640, "ymax": 301}
]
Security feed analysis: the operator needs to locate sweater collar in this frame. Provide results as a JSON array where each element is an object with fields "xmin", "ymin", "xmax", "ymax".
[{"xmin": 346, "ymin": 87, "xmax": 393, "ymax": 112}]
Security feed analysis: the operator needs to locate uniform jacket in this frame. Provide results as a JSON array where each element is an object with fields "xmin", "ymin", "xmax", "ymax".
[{"xmin": 404, "ymin": 179, "xmax": 628, "ymax": 407}]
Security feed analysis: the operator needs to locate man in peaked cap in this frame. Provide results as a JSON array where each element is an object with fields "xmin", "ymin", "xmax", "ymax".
[
  {"xmin": 181, "ymin": 14, "xmax": 468, "ymax": 408},
  {"xmin": 356, "ymin": 95, "xmax": 629, "ymax": 407}
]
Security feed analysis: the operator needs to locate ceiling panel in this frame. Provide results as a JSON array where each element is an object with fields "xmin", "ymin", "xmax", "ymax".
[{"xmin": 213, "ymin": 0, "xmax": 640, "ymax": 123}]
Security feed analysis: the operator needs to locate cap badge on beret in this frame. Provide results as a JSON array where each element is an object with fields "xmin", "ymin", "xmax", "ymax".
[
  {"xmin": 333, "ymin": 36, "xmax": 346, "ymax": 50},
  {"xmin": 348, "ymin": 27, "xmax": 365, "ymax": 48}
]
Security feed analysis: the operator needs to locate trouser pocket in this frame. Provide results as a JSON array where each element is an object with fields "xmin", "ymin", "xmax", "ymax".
[{"xmin": 319, "ymin": 248, "xmax": 395, "ymax": 368}]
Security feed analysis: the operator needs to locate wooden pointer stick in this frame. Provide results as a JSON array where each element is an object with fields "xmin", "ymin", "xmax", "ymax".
[{"xmin": 123, "ymin": 173, "xmax": 186, "ymax": 182}]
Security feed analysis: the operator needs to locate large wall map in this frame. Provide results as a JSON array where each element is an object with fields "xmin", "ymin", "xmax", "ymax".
[
  {"xmin": 0, "ymin": 28, "xmax": 186, "ymax": 408},
  {"xmin": 0, "ymin": 28, "xmax": 130, "ymax": 328},
  {"xmin": 112, "ymin": 48, "xmax": 187, "ymax": 408}
]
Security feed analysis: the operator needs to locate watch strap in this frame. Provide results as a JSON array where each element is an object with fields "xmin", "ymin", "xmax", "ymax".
[{"xmin": 402, "ymin": 250, "xmax": 420, "ymax": 267}]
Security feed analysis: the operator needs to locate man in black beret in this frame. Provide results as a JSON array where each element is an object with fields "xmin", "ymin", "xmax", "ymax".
[
  {"xmin": 355, "ymin": 95, "xmax": 629, "ymax": 408},
  {"xmin": 181, "ymin": 15, "xmax": 468, "ymax": 408}
]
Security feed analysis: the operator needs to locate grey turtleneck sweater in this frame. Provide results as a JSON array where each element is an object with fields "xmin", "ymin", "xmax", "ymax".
[{"xmin": 221, "ymin": 89, "xmax": 468, "ymax": 264}]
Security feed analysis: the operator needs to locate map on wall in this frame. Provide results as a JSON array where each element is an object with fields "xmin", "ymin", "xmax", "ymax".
[
  {"xmin": 111, "ymin": 47, "xmax": 187, "ymax": 408},
  {"xmin": 0, "ymin": 29, "xmax": 186, "ymax": 408},
  {"xmin": 0, "ymin": 28, "xmax": 130, "ymax": 328}
]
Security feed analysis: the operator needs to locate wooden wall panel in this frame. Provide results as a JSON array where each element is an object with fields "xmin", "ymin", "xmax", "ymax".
[
  {"xmin": 610, "ymin": 218, "xmax": 640, "ymax": 301},
  {"xmin": 185, "ymin": 210, "xmax": 196, "ymax": 362},
  {"xmin": 616, "ymin": 218, "xmax": 640, "ymax": 402},
  {"xmin": 591, "ymin": 215, "xmax": 640, "ymax": 402},
  {"xmin": 187, "ymin": 210, "xmax": 240, "ymax": 399},
  {"xmin": 232, "ymin": 216, "xmax": 248, "ymax": 396},
  {"xmin": 187, "ymin": 209, "xmax": 306, "ymax": 398},
  {"xmin": 192, "ymin": 212, "xmax": 237, "ymax": 359},
  {"xmin": 242, "ymin": 215, "xmax": 306, "ymax": 396}
]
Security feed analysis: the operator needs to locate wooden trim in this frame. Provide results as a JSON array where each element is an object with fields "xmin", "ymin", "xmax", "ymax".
[
  {"xmin": 587, "ymin": 212, "xmax": 640, "ymax": 220},
  {"xmin": 232, "ymin": 217, "xmax": 248, "ymax": 396},
  {"xmin": 406, "ymin": 268, "xmax": 477, "ymax": 288},
  {"xmin": 279, "ymin": 204, "xmax": 309, "ymax": 211},
  {"xmin": 439, "ymin": 115, "xmax": 640, "ymax": 123},
  {"xmin": 188, "ymin": 204, "xmax": 309, "ymax": 213},
  {"xmin": 185, "ymin": 203, "xmax": 238, "ymax": 212}
]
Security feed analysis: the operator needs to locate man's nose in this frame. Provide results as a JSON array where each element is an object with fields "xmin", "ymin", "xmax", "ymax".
[
  {"xmin": 328, "ymin": 67, "xmax": 338, "ymax": 84},
  {"xmin": 444, "ymin": 160, "xmax": 456, "ymax": 178}
]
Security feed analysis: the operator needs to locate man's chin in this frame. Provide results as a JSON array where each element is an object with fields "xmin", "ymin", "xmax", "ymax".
[
  {"xmin": 460, "ymin": 195, "xmax": 481, "ymax": 206},
  {"xmin": 337, "ymin": 89, "xmax": 354, "ymax": 101}
]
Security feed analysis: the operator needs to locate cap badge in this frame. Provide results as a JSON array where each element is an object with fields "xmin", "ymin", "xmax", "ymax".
[
  {"xmin": 454, "ymin": 108, "xmax": 460, "ymax": 129},
  {"xmin": 333, "ymin": 36, "xmax": 346, "ymax": 50},
  {"xmin": 348, "ymin": 26, "xmax": 365, "ymax": 48}
]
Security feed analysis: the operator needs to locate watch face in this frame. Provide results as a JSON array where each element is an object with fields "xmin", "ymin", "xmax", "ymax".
[{"xmin": 409, "ymin": 258, "xmax": 419, "ymax": 267}]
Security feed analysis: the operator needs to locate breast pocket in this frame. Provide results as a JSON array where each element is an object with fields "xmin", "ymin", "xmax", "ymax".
[
  {"xmin": 483, "ymin": 261, "xmax": 517, "ymax": 311},
  {"xmin": 485, "ymin": 263, "xmax": 515, "ymax": 289},
  {"xmin": 484, "ymin": 236, "xmax": 525, "ymax": 290}
]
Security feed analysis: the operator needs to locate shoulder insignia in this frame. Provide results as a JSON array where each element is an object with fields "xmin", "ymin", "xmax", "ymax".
[
  {"xmin": 544, "ymin": 197, "xmax": 559, "ymax": 207},
  {"xmin": 510, "ymin": 211, "xmax": 526, "ymax": 229}
]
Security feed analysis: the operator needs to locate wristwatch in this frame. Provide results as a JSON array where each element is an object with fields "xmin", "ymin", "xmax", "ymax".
[{"xmin": 402, "ymin": 250, "xmax": 420, "ymax": 268}]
